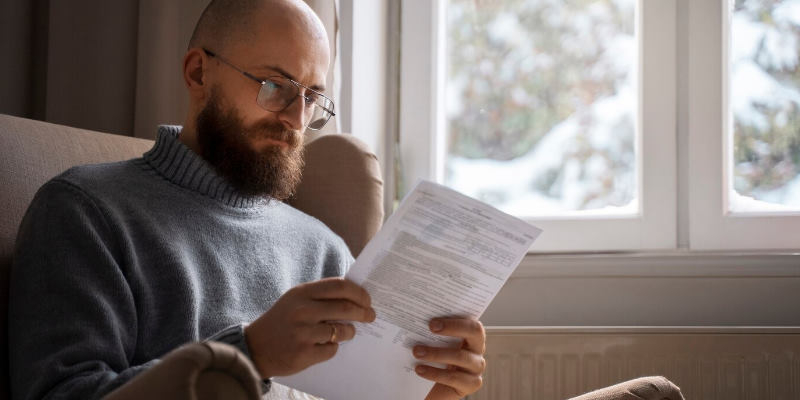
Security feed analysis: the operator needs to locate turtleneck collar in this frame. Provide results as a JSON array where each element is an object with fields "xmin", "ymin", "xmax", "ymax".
[{"xmin": 142, "ymin": 125, "xmax": 268, "ymax": 208}]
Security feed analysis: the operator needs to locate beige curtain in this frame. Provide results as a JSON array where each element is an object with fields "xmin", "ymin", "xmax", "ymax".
[
  {"xmin": 0, "ymin": 0, "xmax": 141, "ymax": 137},
  {"xmin": 0, "ymin": 0, "xmax": 340, "ymax": 139}
]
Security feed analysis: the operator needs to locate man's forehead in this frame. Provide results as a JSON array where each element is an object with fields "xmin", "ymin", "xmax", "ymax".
[{"xmin": 228, "ymin": 13, "xmax": 330, "ymax": 90}]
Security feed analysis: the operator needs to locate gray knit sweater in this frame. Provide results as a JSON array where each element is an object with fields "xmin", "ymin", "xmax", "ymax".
[{"xmin": 9, "ymin": 126, "xmax": 353, "ymax": 400}]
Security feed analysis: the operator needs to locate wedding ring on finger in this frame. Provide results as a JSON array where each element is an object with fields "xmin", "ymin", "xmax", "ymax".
[
  {"xmin": 328, "ymin": 323, "xmax": 337, "ymax": 343},
  {"xmin": 318, "ymin": 322, "xmax": 337, "ymax": 344}
]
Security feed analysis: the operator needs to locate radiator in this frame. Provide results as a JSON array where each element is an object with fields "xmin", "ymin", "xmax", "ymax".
[{"xmin": 468, "ymin": 327, "xmax": 800, "ymax": 400}]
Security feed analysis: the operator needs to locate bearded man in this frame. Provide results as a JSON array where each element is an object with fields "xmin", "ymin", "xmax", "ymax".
[{"xmin": 8, "ymin": 0, "xmax": 486, "ymax": 399}]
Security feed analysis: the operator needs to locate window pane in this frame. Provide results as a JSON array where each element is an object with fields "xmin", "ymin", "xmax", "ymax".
[
  {"xmin": 730, "ymin": 0, "xmax": 800, "ymax": 211},
  {"xmin": 443, "ymin": 0, "xmax": 638, "ymax": 217}
]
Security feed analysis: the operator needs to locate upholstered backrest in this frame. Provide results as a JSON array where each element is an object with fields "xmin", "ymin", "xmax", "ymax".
[
  {"xmin": 288, "ymin": 134, "xmax": 384, "ymax": 257},
  {"xmin": 0, "ymin": 115, "xmax": 154, "ymax": 400},
  {"xmin": 0, "ymin": 113, "xmax": 383, "ymax": 399}
]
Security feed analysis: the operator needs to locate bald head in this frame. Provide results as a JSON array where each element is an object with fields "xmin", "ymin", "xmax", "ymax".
[
  {"xmin": 180, "ymin": 0, "xmax": 332, "ymax": 166},
  {"xmin": 188, "ymin": 0, "xmax": 328, "ymax": 54}
]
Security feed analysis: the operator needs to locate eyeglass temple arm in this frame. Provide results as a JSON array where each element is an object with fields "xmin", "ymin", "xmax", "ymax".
[{"xmin": 202, "ymin": 48, "xmax": 264, "ymax": 85}]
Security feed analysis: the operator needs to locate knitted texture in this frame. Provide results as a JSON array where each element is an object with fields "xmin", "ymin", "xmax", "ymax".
[{"xmin": 9, "ymin": 126, "xmax": 352, "ymax": 400}]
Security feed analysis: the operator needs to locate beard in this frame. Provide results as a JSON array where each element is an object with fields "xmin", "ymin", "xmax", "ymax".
[{"xmin": 195, "ymin": 88, "xmax": 304, "ymax": 201}]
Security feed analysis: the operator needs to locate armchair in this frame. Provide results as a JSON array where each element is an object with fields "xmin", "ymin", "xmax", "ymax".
[{"xmin": 0, "ymin": 114, "xmax": 683, "ymax": 399}]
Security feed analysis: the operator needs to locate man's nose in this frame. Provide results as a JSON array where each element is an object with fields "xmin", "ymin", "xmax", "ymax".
[{"xmin": 278, "ymin": 95, "xmax": 306, "ymax": 131}]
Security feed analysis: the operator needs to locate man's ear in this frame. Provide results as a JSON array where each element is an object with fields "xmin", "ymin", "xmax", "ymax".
[{"xmin": 183, "ymin": 48, "xmax": 208, "ymax": 99}]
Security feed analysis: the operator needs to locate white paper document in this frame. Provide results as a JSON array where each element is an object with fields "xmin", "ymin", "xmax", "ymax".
[{"xmin": 276, "ymin": 180, "xmax": 542, "ymax": 400}]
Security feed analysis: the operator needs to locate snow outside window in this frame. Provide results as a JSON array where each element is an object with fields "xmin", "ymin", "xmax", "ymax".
[
  {"xmin": 443, "ymin": 0, "xmax": 638, "ymax": 217},
  {"xmin": 689, "ymin": 0, "xmax": 800, "ymax": 250},
  {"xmin": 400, "ymin": 0, "xmax": 676, "ymax": 252},
  {"xmin": 729, "ymin": 0, "xmax": 800, "ymax": 212}
]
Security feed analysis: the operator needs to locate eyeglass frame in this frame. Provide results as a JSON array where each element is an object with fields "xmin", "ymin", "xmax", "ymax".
[{"xmin": 202, "ymin": 48, "xmax": 336, "ymax": 130}]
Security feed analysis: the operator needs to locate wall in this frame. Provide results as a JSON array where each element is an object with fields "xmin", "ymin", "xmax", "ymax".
[
  {"xmin": 483, "ymin": 253, "xmax": 800, "ymax": 326},
  {"xmin": 338, "ymin": 0, "xmax": 390, "ymax": 180}
]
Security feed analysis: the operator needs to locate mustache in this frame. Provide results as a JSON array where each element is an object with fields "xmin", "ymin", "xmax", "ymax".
[{"xmin": 246, "ymin": 121, "xmax": 301, "ymax": 148}]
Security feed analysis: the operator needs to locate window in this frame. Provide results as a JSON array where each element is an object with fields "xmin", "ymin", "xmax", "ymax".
[
  {"xmin": 689, "ymin": 0, "xmax": 800, "ymax": 250},
  {"xmin": 399, "ymin": 0, "xmax": 676, "ymax": 251},
  {"xmin": 399, "ymin": 0, "xmax": 800, "ymax": 252},
  {"xmin": 729, "ymin": 0, "xmax": 800, "ymax": 212},
  {"xmin": 443, "ymin": 0, "xmax": 638, "ymax": 217}
]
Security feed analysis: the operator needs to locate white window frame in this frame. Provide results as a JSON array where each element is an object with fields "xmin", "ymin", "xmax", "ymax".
[
  {"xmin": 688, "ymin": 0, "xmax": 800, "ymax": 251},
  {"xmin": 399, "ymin": 0, "xmax": 678, "ymax": 252}
]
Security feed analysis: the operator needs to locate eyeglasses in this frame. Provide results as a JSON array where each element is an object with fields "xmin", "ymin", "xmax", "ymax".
[{"xmin": 203, "ymin": 48, "xmax": 336, "ymax": 130}]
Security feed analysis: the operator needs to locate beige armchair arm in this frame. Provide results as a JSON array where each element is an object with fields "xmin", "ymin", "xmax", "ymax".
[
  {"xmin": 569, "ymin": 376, "xmax": 685, "ymax": 400},
  {"xmin": 103, "ymin": 342, "xmax": 262, "ymax": 400}
]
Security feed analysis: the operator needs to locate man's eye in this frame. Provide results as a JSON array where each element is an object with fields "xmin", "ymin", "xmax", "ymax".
[
  {"xmin": 264, "ymin": 80, "xmax": 282, "ymax": 90},
  {"xmin": 304, "ymin": 93, "xmax": 320, "ymax": 104}
]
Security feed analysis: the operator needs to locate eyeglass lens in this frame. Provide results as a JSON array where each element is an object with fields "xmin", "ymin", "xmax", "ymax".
[{"xmin": 256, "ymin": 76, "xmax": 333, "ymax": 130}]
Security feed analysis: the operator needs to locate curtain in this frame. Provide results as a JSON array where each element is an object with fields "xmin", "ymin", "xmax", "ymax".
[
  {"xmin": 0, "ymin": 0, "xmax": 340, "ymax": 139},
  {"xmin": 0, "ymin": 0, "xmax": 141, "ymax": 136}
]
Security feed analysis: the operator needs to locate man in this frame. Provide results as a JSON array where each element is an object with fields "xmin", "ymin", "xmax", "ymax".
[{"xmin": 8, "ymin": 0, "xmax": 486, "ymax": 399}]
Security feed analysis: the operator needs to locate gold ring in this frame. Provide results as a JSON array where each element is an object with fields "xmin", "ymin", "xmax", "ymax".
[{"xmin": 328, "ymin": 323, "xmax": 337, "ymax": 343}]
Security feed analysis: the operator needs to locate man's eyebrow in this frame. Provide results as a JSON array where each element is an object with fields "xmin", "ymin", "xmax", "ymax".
[{"xmin": 256, "ymin": 65, "xmax": 326, "ymax": 92}]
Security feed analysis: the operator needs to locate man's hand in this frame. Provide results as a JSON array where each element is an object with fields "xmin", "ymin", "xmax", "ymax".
[
  {"xmin": 415, "ymin": 318, "xmax": 487, "ymax": 399},
  {"xmin": 244, "ymin": 277, "xmax": 376, "ymax": 378}
]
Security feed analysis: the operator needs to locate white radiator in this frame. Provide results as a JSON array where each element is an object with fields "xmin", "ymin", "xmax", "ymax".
[{"xmin": 468, "ymin": 327, "xmax": 800, "ymax": 400}]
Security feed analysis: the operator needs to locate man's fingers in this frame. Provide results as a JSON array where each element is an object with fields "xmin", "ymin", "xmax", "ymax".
[
  {"xmin": 311, "ymin": 322, "xmax": 357, "ymax": 344},
  {"xmin": 429, "ymin": 318, "xmax": 486, "ymax": 354},
  {"xmin": 313, "ymin": 299, "xmax": 376, "ymax": 323},
  {"xmin": 413, "ymin": 346, "xmax": 486, "ymax": 375},
  {"xmin": 418, "ymin": 318, "xmax": 487, "ymax": 398},
  {"xmin": 331, "ymin": 323, "xmax": 356, "ymax": 342},
  {"xmin": 312, "ymin": 342, "xmax": 339, "ymax": 364},
  {"xmin": 415, "ymin": 365, "xmax": 483, "ymax": 396},
  {"xmin": 299, "ymin": 278, "xmax": 372, "ymax": 308}
]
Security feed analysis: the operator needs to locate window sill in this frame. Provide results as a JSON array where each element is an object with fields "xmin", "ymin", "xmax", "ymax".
[
  {"xmin": 484, "ymin": 326, "xmax": 800, "ymax": 334},
  {"xmin": 515, "ymin": 250, "xmax": 800, "ymax": 278}
]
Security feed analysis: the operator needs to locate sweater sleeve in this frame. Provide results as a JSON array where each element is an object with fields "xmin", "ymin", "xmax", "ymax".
[
  {"xmin": 9, "ymin": 180, "xmax": 155, "ymax": 400},
  {"xmin": 206, "ymin": 324, "xmax": 272, "ymax": 393}
]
